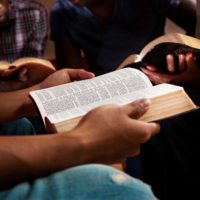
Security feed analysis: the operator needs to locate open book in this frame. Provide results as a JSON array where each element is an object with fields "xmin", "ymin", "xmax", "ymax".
[
  {"xmin": 29, "ymin": 68, "xmax": 197, "ymax": 133},
  {"xmin": 118, "ymin": 33, "xmax": 200, "ymax": 71},
  {"xmin": 0, "ymin": 57, "xmax": 56, "ymax": 84}
]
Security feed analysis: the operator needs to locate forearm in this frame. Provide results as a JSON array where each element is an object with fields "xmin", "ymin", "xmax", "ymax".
[
  {"xmin": 0, "ymin": 84, "xmax": 40, "ymax": 123},
  {"xmin": 0, "ymin": 133, "xmax": 86, "ymax": 188},
  {"xmin": 55, "ymin": 40, "xmax": 83, "ymax": 69}
]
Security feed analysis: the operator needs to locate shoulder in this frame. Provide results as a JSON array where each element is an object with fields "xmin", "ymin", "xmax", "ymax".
[
  {"xmin": 51, "ymin": 0, "xmax": 90, "ymax": 18},
  {"xmin": 8, "ymin": 0, "xmax": 48, "ymax": 34},
  {"xmin": 51, "ymin": 0, "xmax": 77, "ymax": 13}
]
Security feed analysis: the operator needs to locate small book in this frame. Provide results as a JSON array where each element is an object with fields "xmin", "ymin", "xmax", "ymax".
[
  {"xmin": 29, "ymin": 68, "xmax": 197, "ymax": 133},
  {"xmin": 0, "ymin": 57, "xmax": 56, "ymax": 84},
  {"xmin": 118, "ymin": 33, "xmax": 200, "ymax": 71}
]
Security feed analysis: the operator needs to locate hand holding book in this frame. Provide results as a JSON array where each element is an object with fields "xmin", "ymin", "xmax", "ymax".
[
  {"xmin": 0, "ymin": 57, "xmax": 57, "ymax": 92},
  {"xmin": 29, "ymin": 68, "xmax": 197, "ymax": 133},
  {"xmin": 141, "ymin": 51, "xmax": 200, "ymax": 87},
  {"xmin": 118, "ymin": 33, "xmax": 200, "ymax": 87}
]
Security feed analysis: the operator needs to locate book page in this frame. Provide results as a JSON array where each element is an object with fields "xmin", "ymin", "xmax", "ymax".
[
  {"xmin": 45, "ymin": 83, "xmax": 185, "ymax": 125},
  {"xmin": 29, "ymin": 68, "xmax": 152, "ymax": 125}
]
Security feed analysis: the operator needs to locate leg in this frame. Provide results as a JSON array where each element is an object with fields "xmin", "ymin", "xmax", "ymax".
[
  {"xmin": 0, "ymin": 164, "xmax": 157, "ymax": 200},
  {"xmin": 141, "ymin": 108, "xmax": 200, "ymax": 200},
  {"xmin": 28, "ymin": 116, "xmax": 46, "ymax": 134},
  {"xmin": 124, "ymin": 156, "xmax": 143, "ymax": 179},
  {"xmin": 0, "ymin": 118, "xmax": 35, "ymax": 135}
]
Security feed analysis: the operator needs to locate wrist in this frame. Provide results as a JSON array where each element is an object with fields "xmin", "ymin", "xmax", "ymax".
[{"xmin": 54, "ymin": 132, "xmax": 89, "ymax": 168}]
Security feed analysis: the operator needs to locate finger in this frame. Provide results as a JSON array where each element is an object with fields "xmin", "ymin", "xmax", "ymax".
[
  {"xmin": 134, "ymin": 121, "xmax": 160, "ymax": 143},
  {"xmin": 78, "ymin": 69, "xmax": 95, "ymax": 79},
  {"xmin": 128, "ymin": 120, "xmax": 160, "ymax": 142},
  {"xmin": 166, "ymin": 54, "xmax": 176, "ymax": 73},
  {"xmin": 142, "ymin": 65, "xmax": 158, "ymax": 72},
  {"xmin": 178, "ymin": 54, "xmax": 186, "ymax": 72},
  {"xmin": 122, "ymin": 98, "xmax": 151, "ymax": 119},
  {"xmin": 138, "ymin": 122, "xmax": 160, "ymax": 142},
  {"xmin": 140, "ymin": 67, "xmax": 163, "ymax": 84},
  {"xmin": 127, "ymin": 146, "xmax": 141, "ymax": 157},
  {"xmin": 140, "ymin": 66, "xmax": 154, "ymax": 74},
  {"xmin": 66, "ymin": 69, "xmax": 95, "ymax": 81},
  {"xmin": 18, "ymin": 68, "xmax": 28, "ymax": 82},
  {"xmin": 185, "ymin": 52, "xmax": 197, "ymax": 68},
  {"xmin": 146, "ymin": 122, "xmax": 160, "ymax": 137}
]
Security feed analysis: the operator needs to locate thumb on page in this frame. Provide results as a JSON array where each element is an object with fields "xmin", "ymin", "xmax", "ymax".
[{"xmin": 123, "ymin": 98, "xmax": 151, "ymax": 119}]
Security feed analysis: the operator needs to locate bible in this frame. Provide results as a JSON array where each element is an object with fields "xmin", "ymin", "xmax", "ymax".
[
  {"xmin": 118, "ymin": 33, "xmax": 200, "ymax": 71},
  {"xmin": 29, "ymin": 68, "xmax": 197, "ymax": 133},
  {"xmin": 0, "ymin": 57, "xmax": 56, "ymax": 84}
]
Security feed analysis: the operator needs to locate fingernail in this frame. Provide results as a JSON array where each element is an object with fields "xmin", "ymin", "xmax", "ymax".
[
  {"xmin": 167, "ymin": 54, "xmax": 173, "ymax": 59},
  {"xmin": 138, "ymin": 98, "xmax": 151, "ymax": 108}
]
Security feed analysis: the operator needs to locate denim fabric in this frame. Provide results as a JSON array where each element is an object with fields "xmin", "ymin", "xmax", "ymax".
[
  {"xmin": 0, "ymin": 118, "xmax": 35, "ymax": 135},
  {"xmin": 0, "ymin": 164, "xmax": 157, "ymax": 200},
  {"xmin": 28, "ymin": 116, "xmax": 46, "ymax": 134}
]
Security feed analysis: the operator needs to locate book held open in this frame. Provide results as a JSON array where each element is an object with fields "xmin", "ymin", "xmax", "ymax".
[
  {"xmin": 29, "ymin": 68, "xmax": 197, "ymax": 133},
  {"xmin": 0, "ymin": 57, "xmax": 56, "ymax": 84},
  {"xmin": 118, "ymin": 33, "xmax": 200, "ymax": 71}
]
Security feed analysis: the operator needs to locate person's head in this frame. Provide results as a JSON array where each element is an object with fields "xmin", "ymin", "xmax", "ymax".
[{"xmin": 0, "ymin": 0, "xmax": 9, "ymax": 25}]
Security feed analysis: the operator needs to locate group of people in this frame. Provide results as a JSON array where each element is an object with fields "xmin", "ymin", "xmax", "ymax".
[{"xmin": 0, "ymin": 0, "xmax": 200, "ymax": 199}]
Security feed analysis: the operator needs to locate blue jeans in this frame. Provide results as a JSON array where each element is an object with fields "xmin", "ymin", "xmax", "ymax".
[
  {"xmin": 0, "ymin": 118, "xmax": 35, "ymax": 135},
  {"xmin": 0, "ymin": 164, "xmax": 157, "ymax": 200}
]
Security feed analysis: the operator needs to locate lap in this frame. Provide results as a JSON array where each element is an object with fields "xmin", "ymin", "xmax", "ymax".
[
  {"xmin": 141, "ymin": 108, "xmax": 200, "ymax": 199},
  {"xmin": 0, "ymin": 164, "xmax": 156, "ymax": 200}
]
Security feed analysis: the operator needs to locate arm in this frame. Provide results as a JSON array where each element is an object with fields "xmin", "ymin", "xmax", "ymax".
[
  {"xmin": 0, "ymin": 69, "xmax": 94, "ymax": 123},
  {"xmin": 0, "ymin": 74, "xmax": 29, "ymax": 92},
  {"xmin": 0, "ymin": 98, "xmax": 160, "ymax": 188},
  {"xmin": 168, "ymin": 0, "xmax": 196, "ymax": 36},
  {"xmin": 54, "ymin": 38, "xmax": 83, "ymax": 70},
  {"xmin": 50, "ymin": 3, "xmax": 85, "ymax": 70}
]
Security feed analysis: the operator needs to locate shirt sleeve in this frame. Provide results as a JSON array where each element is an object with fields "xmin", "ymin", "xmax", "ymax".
[{"xmin": 50, "ymin": 2, "xmax": 71, "ymax": 42}]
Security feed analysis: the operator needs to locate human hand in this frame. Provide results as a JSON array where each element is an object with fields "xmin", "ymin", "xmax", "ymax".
[
  {"xmin": 37, "ymin": 68, "xmax": 95, "ymax": 90},
  {"xmin": 0, "ymin": 67, "xmax": 32, "ymax": 92},
  {"xmin": 141, "ymin": 52, "xmax": 200, "ymax": 86},
  {"xmin": 71, "ymin": 99, "xmax": 160, "ymax": 164},
  {"xmin": 0, "ymin": 65, "xmax": 54, "ymax": 92}
]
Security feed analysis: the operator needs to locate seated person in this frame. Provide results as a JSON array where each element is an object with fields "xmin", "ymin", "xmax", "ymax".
[
  {"xmin": 50, "ymin": 0, "xmax": 196, "ymax": 75},
  {"xmin": 117, "ymin": 39, "xmax": 200, "ymax": 199},
  {"xmin": 0, "ymin": 0, "xmax": 48, "ymax": 62},
  {"xmin": 0, "ymin": 68, "xmax": 160, "ymax": 199},
  {"xmin": 134, "ymin": 51, "xmax": 200, "ymax": 199},
  {"xmin": 0, "ymin": 0, "xmax": 48, "ymax": 134}
]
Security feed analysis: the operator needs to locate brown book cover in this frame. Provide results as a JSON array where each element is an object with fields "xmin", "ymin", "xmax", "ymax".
[{"xmin": 0, "ymin": 57, "xmax": 56, "ymax": 84}]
